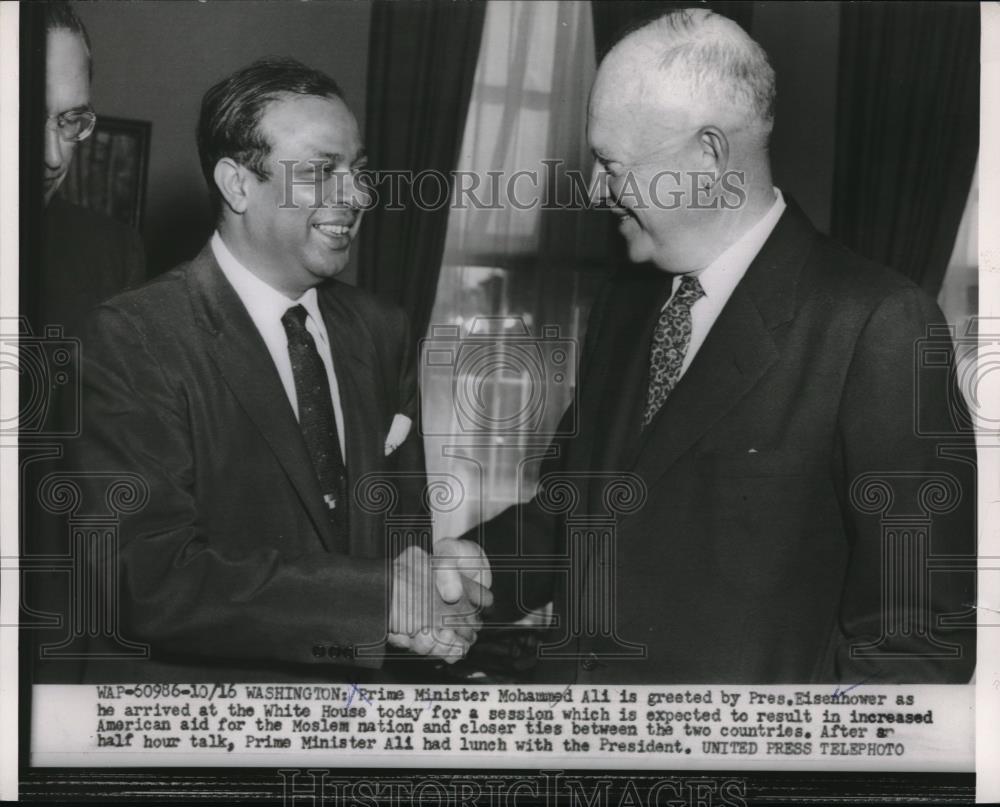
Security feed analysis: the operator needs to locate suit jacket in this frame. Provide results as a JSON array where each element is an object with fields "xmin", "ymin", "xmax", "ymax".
[
  {"xmin": 69, "ymin": 243, "xmax": 425, "ymax": 682},
  {"xmin": 476, "ymin": 200, "xmax": 976, "ymax": 684},
  {"xmin": 38, "ymin": 197, "xmax": 147, "ymax": 338},
  {"xmin": 26, "ymin": 199, "xmax": 146, "ymax": 684}
]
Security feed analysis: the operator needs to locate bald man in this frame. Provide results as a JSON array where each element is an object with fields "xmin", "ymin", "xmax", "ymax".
[
  {"xmin": 37, "ymin": 2, "xmax": 146, "ymax": 338},
  {"xmin": 27, "ymin": 3, "xmax": 147, "ymax": 686},
  {"xmin": 470, "ymin": 9, "xmax": 975, "ymax": 684}
]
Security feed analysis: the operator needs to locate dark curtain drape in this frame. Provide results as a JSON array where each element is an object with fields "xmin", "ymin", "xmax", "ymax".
[
  {"xmin": 19, "ymin": 0, "xmax": 48, "ymax": 764},
  {"xmin": 21, "ymin": 2, "xmax": 46, "ymax": 329},
  {"xmin": 591, "ymin": 1, "xmax": 754, "ymax": 61},
  {"xmin": 358, "ymin": 0, "xmax": 487, "ymax": 344},
  {"xmin": 831, "ymin": 2, "xmax": 979, "ymax": 297}
]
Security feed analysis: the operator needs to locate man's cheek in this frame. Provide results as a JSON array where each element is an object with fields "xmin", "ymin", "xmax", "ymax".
[{"xmin": 286, "ymin": 184, "xmax": 325, "ymax": 211}]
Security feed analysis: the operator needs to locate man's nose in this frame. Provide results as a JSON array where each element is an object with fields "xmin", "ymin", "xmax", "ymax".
[
  {"xmin": 589, "ymin": 160, "xmax": 610, "ymax": 205},
  {"xmin": 44, "ymin": 125, "xmax": 66, "ymax": 170},
  {"xmin": 334, "ymin": 171, "xmax": 371, "ymax": 210}
]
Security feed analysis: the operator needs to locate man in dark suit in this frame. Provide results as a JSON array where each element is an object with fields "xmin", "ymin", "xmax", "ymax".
[
  {"xmin": 26, "ymin": 2, "xmax": 147, "ymax": 686},
  {"xmin": 37, "ymin": 2, "xmax": 146, "ymax": 338},
  {"xmin": 70, "ymin": 58, "xmax": 490, "ymax": 682},
  {"xmin": 471, "ymin": 8, "xmax": 975, "ymax": 684}
]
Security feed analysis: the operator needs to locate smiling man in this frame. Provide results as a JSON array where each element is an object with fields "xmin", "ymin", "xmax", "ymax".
[
  {"xmin": 471, "ymin": 9, "xmax": 975, "ymax": 685},
  {"xmin": 71, "ymin": 58, "xmax": 490, "ymax": 682}
]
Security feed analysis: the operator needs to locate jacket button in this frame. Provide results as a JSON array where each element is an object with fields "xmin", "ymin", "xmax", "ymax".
[{"xmin": 581, "ymin": 653, "xmax": 600, "ymax": 671}]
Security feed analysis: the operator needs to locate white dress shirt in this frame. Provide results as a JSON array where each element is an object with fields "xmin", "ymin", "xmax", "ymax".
[
  {"xmin": 211, "ymin": 232, "xmax": 347, "ymax": 458},
  {"xmin": 665, "ymin": 187, "xmax": 787, "ymax": 379}
]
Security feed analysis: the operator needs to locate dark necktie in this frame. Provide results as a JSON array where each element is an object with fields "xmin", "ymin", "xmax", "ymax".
[
  {"xmin": 642, "ymin": 274, "xmax": 705, "ymax": 427},
  {"xmin": 281, "ymin": 304, "xmax": 348, "ymax": 542}
]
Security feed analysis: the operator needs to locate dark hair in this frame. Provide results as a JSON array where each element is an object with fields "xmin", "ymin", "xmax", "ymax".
[
  {"xmin": 196, "ymin": 57, "xmax": 344, "ymax": 218},
  {"xmin": 43, "ymin": 1, "xmax": 93, "ymax": 78}
]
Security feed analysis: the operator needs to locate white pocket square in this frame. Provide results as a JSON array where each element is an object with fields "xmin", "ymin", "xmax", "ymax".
[{"xmin": 384, "ymin": 414, "xmax": 413, "ymax": 456}]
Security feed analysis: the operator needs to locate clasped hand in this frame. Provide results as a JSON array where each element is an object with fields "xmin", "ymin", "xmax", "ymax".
[{"xmin": 388, "ymin": 537, "xmax": 493, "ymax": 663}]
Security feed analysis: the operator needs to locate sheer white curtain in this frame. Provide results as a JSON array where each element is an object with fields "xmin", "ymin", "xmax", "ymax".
[
  {"xmin": 938, "ymin": 159, "xmax": 978, "ymax": 334},
  {"xmin": 937, "ymin": 158, "xmax": 979, "ymax": 412},
  {"xmin": 441, "ymin": 0, "xmax": 596, "ymax": 261},
  {"xmin": 422, "ymin": 0, "xmax": 606, "ymax": 539}
]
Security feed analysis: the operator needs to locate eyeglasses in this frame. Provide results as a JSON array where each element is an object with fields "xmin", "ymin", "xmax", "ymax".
[{"xmin": 44, "ymin": 107, "xmax": 97, "ymax": 143}]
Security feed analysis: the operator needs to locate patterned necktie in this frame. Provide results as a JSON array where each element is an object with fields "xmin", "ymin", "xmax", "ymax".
[
  {"xmin": 642, "ymin": 274, "xmax": 705, "ymax": 427},
  {"xmin": 281, "ymin": 304, "xmax": 348, "ymax": 542}
]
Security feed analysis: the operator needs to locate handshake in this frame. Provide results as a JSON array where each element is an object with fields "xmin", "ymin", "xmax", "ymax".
[{"xmin": 387, "ymin": 537, "xmax": 494, "ymax": 663}]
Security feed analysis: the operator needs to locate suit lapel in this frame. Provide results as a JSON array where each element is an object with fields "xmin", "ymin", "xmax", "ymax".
[
  {"xmin": 585, "ymin": 268, "xmax": 672, "ymax": 476},
  {"xmin": 627, "ymin": 199, "xmax": 817, "ymax": 482},
  {"xmin": 317, "ymin": 286, "xmax": 384, "ymax": 556},
  {"xmin": 187, "ymin": 246, "xmax": 338, "ymax": 551},
  {"xmin": 630, "ymin": 282, "xmax": 779, "ymax": 477}
]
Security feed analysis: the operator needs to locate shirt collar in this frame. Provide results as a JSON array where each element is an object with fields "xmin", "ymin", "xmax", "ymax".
[
  {"xmin": 689, "ymin": 187, "xmax": 787, "ymax": 300},
  {"xmin": 211, "ymin": 231, "xmax": 326, "ymax": 342}
]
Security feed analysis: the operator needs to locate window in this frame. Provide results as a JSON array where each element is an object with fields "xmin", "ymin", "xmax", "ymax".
[
  {"xmin": 422, "ymin": 0, "xmax": 608, "ymax": 538},
  {"xmin": 938, "ymin": 159, "xmax": 978, "ymax": 334}
]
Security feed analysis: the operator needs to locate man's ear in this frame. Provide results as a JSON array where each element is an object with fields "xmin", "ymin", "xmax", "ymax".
[
  {"xmin": 697, "ymin": 126, "xmax": 730, "ymax": 187},
  {"xmin": 214, "ymin": 158, "xmax": 251, "ymax": 214}
]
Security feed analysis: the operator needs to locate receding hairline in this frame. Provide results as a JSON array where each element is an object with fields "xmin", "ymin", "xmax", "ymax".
[
  {"xmin": 44, "ymin": 3, "xmax": 93, "ymax": 64},
  {"xmin": 597, "ymin": 8, "xmax": 775, "ymax": 133},
  {"xmin": 46, "ymin": 25, "xmax": 90, "ymax": 54},
  {"xmin": 251, "ymin": 90, "xmax": 355, "ymax": 142},
  {"xmin": 608, "ymin": 8, "xmax": 759, "ymax": 66}
]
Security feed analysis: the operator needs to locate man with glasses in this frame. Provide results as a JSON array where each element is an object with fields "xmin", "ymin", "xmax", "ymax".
[
  {"xmin": 27, "ymin": 2, "xmax": 147, "ymax": 686},
  {"xmin": 38, "ymin": 2, "xmax": 145, "ymax": 338}
]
